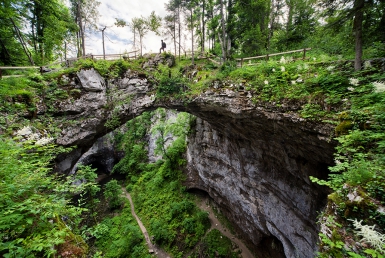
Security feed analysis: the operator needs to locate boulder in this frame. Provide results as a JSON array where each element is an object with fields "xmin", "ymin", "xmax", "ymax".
[{"xmin": 77, "ymin": 68, "xmax": 106, "ymax": 92}]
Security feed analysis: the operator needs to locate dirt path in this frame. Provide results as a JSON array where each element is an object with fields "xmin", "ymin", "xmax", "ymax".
[
  {"xmin": 122, "ymin": 188, "xmax": 171, "ymax": 258},
  {"xmin": 193, "ymin": 196, "xmax": 255, "ymax": 258}
]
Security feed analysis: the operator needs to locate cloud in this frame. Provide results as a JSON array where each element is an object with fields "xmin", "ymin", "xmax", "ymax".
[{"xmin": 80, "ymin": 0, "xmax": 169, "ymax": 57}]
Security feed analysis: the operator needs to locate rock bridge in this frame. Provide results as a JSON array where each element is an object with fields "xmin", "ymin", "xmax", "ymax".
[{"xmin": 53, "ymin": 68, "xmax": 335, "ymax": 258}]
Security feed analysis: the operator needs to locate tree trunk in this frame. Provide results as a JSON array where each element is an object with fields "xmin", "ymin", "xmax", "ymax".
[
  {"xmin": 178, "ymin": 6, "xmax": 181, "ymax": 60},
  {"xmin": 133, "ymin": 28, "xmax": 135, "ymax": 50},
  {"xmin": 226, "ymin": 0, "xmax": 233, "ymax": 58},
  {"xmin": 78, "ymin": 0, "xmax": 85, "ymax": 56},
  {"xmin": 101, "ymin": 27, "xmax": 106, "ymax": 59},
  {"xmin": 191, "ymin": 7, "xmax": 194, "ymax": 65},
  {"xmin": 267, "ymin": 0, "xmax": 276, "ymax": 50},
  {"xmin": 379, "ymin": 2, "xmax": 385, "ymax": 42},
  {"xmin": 0, "ymin": 38, "xmax": 11, "ymax": 64},
  {"xmin": 202, "ymin": 0, "xmax": 205, "ymax": 53},
  {"xmin": 10, "ymin": 18, "xmax": 35, "ymax": 65},
  {"xmin": 353, "ymin": 0, "xmax": 364, "ymax": 71},
  {"xmin": 220, "ymin": 0, "xmax": 226, "ymax": 62}
]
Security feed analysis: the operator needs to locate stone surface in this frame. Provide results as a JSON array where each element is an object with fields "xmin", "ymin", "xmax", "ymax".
[
  {"xmin": 69, "ymin": 132, "xmax": 118, "ymax": 175},
  {"xmin": 142, "ymin": 53, "xmax": 175, "ymax": 69},
  {"xmin": 77, "ymin": 68, "xmax": 106, "ymax": 92},
  {"xmin": 183, "ymin": 117, "xmax": 333, "ymax": 257},
  {"xmin": 50, "ymin": 68, "xmax": 336, "ymax": 257}
]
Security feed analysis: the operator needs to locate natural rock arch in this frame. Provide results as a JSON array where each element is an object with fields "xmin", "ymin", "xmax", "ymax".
[{"xmin": 53, "ymin": 68, "xmax": 335, "ymax": 257}]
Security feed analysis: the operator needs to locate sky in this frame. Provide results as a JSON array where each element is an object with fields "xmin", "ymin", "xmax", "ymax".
[{"xmin": 80, "ymin": 0, "xmax": 169, "ymax": 57}]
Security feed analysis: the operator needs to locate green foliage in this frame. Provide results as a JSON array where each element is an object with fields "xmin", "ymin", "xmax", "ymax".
[
  {"xmin": 104, "ymin": 110, "xmax": 121, "ymax": 130},
  {"xmin": 113, "ymin": 110, "xmax": 209, "ymax": 255},
  {"xmin": 74, "ymin": 58, "xmax": 141, "ymax": 79},
  {"xmin": 113, "ymin": 112, "xmax": 152, "ymax": 176},
  {"xmin": 191, "ymin": 229, "xmax": 239, "ymax": 258},
  {"xmin": 311, "ymin": 68, "xmax": 385, "ymax": 257},
  {"xmin": 74, "ymin": 165, "xmax": 100, "ymax": 222},
  {"xmin": 300, "ymin": 103, "xmax": 327, "ymax": 120},
  {"xmin": 104, "ymin": 180, "xmax": 124, "ymax": 209},
  {"xmin": 93, "ymin": 204, "xmax": 150, "ymax": 258},
  {"xmin": 151, "ymin": 110, "xmax": 192, "ymax": 175},
  {"xmin": 0, "ymin": 137, "xmax": 87, "ymax": 257},
  {"xmin": 155, "ymin": 64, "xmax": 187, "ymax": 97}
]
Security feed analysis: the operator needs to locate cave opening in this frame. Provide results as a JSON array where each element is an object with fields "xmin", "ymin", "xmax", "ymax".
[{"xmin": 258, "ymin": 234, "xmax": 286, "ymax": 258}]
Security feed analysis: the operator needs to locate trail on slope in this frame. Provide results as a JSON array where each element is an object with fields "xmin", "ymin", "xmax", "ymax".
[
  {"xmin": 122, "ymin": 188, "xmax": 171, "ymax": 258},
  {"xmin": 188, "ymin": 195, "xmax": 255, "ymax": 258}
]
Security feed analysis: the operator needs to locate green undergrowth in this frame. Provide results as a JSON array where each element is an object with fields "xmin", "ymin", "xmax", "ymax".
[
  {"xmin": 90, "ymin": 202, "xmax": 150, "ymax": 258},
  {"xmin": 113, "ymin": 109, "xmax": 211, "ymax": 257},
  {"xmin": 0, "ymin": 137, "xmax": 88, "ymax": 257},
  {"xmin": 211, "ymin": 205, "xmax": 236, "ymax": 236},
  {"xmin": 163, "ymin": 56, "xmax": 385, "ymax": 125},
  {"xmin": 310, "ymin": 83, "xmax": 385, "ymax": 257},
  {"xmin": 188, "ymin": 229, "xmax": 240, "ymax": 258}
]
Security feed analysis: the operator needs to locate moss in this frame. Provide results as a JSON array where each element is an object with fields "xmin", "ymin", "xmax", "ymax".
[
  {"xmin": 328, "ymin": 192, "xmax": 343, "ymax": 205},
  {"xmin": 335, "ymin": 120, "xmax": 353, "ymax": 136},
  {"xmin": 70, "ymin": 89, "xmax": 82, "ymax": 99},
  {"xmin": 55, "ymin": 215, "xmax": 88, "ymax": 258}
]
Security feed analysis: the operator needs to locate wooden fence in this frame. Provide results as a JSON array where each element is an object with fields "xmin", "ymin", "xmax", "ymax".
[
  {"xmin": 65, "ymin": 50, "xmax": 139, "ymax": 66},
  {"xmin": 236, "ymin": 48, "xmax": 311, "ymax": 67},
  {"xmin": 0, "ymin": 66, "xmax": 41, "ymax": 79},
  {"xmin": 1, "ymin": 50, "xmax": 140, "ymax": 79}
]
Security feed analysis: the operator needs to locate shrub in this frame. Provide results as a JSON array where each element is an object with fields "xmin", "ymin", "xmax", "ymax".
[{"xmin": 104, "ymin": 180, "xmax": 124, "ymax": 209}]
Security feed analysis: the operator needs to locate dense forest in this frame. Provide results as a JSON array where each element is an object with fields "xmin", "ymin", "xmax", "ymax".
[
  {"xmin": 1, "ymin": 0, "xmax": 384, "ymax": 66},
  {"xmin": 1, "ymin": 0, "xmax": 385, "ymax": 258}
]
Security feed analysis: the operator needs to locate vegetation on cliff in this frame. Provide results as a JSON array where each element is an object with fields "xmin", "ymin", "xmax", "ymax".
[{"xmin": 1, "ymin": 0, "xmax": 385, "ymax": 256}]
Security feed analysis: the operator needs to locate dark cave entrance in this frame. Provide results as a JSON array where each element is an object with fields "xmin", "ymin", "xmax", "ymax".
[{"xmin": 258, "ymin": 234, "xmax": 286, "ymax": 258}]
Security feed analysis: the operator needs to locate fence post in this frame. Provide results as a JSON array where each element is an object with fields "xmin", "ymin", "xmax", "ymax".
[
  {"xmin": 241, "ymin": 58, "xmax": 243, "ymax": 68},
  {"xmin": 266, "ymin": 54, "xmax": 269, "ymax": 61},
  {"xmin": 0, "ymin": 69, "xmax": 2, "ymax": 79},
  {"xmin": 303, "ymin": 48, "xmax": 306, "ymax": 60}
]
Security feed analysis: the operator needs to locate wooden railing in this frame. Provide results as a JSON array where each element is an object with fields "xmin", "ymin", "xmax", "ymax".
[
  {"xmin": 0, "ymin": 66, "xmax": 41, "ymax": 79},
  {"xmin": 65, "ymin": 50, "xmax": 139, "ymax": 66},
  {"xmin": 0, "ymin": 50, "xmax": 141, "ymax": 79},
  {"xmin": 236, "ymin": 48, "xmax": 311, "ymax": 67},
  {"xmin": 180, "ymin": 50, "xmax": 220, "ymax": 65}
]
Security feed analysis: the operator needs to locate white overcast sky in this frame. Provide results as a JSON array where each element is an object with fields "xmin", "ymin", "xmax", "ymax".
[{"xmin": 80, "ymin": 0, "xmax": 169, "ymax": 57}]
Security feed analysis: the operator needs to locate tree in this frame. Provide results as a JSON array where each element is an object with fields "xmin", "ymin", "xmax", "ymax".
[
  {"xmin": 26, "ymin": 0, "xmax": 77, "ymax": 64},
  {"xmin": 116, "ymin": 11, "xmax": 161, "ymax": 56},
  {"xmin": 0, "ymin": 0, "xmax": 77, "ymax": 65},
  {"xmin": 164, "ymin": 0, "xmax": 183, "ymax": 58},
  {"xmin": 69, "ymin": 0, "xmax": 100, "ymax": 57},
  {"xmin": 320, "ymin": 0, "xmax": 383, "ymax": 70},
  {"xmin": 104, "ymin": 180, "xmax": 123, "ymax": 209},
  {"xmin": 182, "ymin": 0, "xmax": 199, "ymax": 64},
  {"xmin": 233, "ymin": 0, "xmax": 270, "ymax": 56}
]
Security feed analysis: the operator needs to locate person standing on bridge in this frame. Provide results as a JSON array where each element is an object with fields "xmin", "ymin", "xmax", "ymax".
[{"xmin": 160, "ymin": 40, "xmax": 166, "ymax": 53}]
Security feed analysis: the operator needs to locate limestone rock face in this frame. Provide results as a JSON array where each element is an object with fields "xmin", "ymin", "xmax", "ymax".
[
  {"xmin": 69, "ymin": 132, "xmax": 118, "ymax": 175},
  {"xmin": 184, "ymin": 117, "xmax": 333, "ymax": 257},
  {"xmin": 142, "ymin": 53, "xmax": 175, "ymax": 69},
  {"xmin": 77, "ymin": 68, "xmax": 106, "ymax": 92},
  {"xmin": 51, "ymin": 69, "xmax": 335, "ymax": 257}
]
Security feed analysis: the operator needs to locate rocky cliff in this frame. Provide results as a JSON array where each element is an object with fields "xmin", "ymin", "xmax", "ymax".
[{"xmin": 51, "ymin": 65, "xmax": 336, "ymax": 257}]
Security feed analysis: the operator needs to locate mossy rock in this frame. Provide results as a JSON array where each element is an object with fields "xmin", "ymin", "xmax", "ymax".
[{"xmin": 335, "ymin": 120, "xmax": 353, "ymax": 136}]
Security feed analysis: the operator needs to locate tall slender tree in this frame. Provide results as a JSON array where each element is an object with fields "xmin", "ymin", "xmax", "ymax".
[
  {"xmin": 116, "ymin": 11, "xmax": 161, "ymax": 56},
  {"xmin": 69, "ymin": 0, "xmax": 100, "ymax": 57},
  {"xmin": 320, "ymin": 0, "xmax": 382, "ymax": 70}
]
